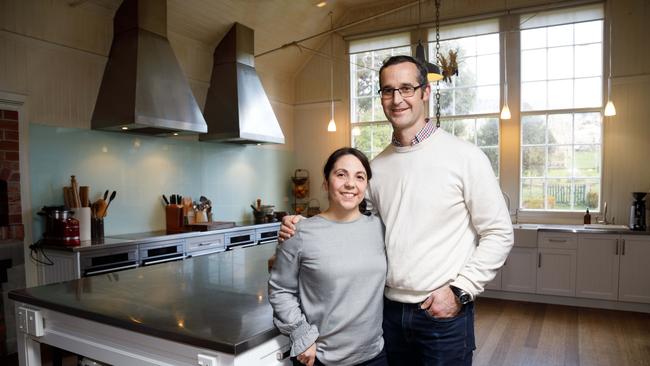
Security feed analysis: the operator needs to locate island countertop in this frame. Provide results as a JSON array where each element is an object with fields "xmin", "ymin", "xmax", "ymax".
[{"xmin": 9, "ymin": 243, "xmax": 280, "ymax": 355}]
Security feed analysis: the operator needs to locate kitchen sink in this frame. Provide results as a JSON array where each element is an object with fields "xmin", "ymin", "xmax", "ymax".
[{"xmin": 512, "ymin": 223, "xmax": 540, "ymax": 230}]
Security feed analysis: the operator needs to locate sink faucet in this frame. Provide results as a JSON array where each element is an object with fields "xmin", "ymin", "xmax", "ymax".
[
  {"xmin": 502, "ymin": 191, "xmax": 518, "ymax": 224},
  {"xmin": 596, "ymin": 202, "xmax": 610, "ymax": 224}
]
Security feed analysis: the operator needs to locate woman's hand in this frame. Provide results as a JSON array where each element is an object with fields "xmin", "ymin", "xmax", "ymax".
[{"xmin": 297, "ymin": 343, "xmax": 316, "ymax": 366}]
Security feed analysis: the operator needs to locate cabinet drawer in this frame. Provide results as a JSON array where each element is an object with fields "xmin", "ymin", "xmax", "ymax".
[
  {"xmin": 539, "ymin": 232, "xmax": 577, "ymax": 249},
  {"xmin": 185, "ymin": 234, "xmax": 225, "ymax": 253}
]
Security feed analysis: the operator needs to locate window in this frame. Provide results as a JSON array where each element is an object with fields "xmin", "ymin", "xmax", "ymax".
[
  {"xmin": 519, "ymin": 4, "xmax": 604, "ymax": 211},
  {"xmin": 429, "ymin": 19, "xmax": 501, "ymax": 176},
  {"xmin": 350, "ymin": 33, "xmax": 410, "ymax": 159}
]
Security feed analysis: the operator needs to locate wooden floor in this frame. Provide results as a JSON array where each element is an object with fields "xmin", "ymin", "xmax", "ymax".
[{"xmin": 474, "ymin": 298, "xmax": 650, "ymax": 366}]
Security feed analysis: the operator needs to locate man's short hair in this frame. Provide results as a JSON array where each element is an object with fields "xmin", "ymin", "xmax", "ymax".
[{"xmin": 379, "ymin": 55, "xmax": 428, "ymax": 87}]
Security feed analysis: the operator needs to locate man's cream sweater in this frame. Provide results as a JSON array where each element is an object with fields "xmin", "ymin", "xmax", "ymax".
[{"xmin": 368, "ymin": 129, "xmax": 514, "ymax": 303}]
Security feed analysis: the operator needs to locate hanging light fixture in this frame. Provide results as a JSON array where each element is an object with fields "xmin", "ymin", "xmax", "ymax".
[
  {"xmin": 415, "ymin": 0, "xmax": 442, "ymax": 82},
  {"xmin": 433, "ymin": 0, "xmax": 443, "ymax": 127},
  {"xmin": 500, "ymin": 26, "xmax": 511, "ymax": 120},
  {"xmin": 327, "ymin": 12, "xmax": 337, "ymax": 132},
  {"xmin": 604, "ymin": 22, "xmax": 616, "ymax": 117}
]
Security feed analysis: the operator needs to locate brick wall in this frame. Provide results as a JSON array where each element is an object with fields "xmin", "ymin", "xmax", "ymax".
[{"xmin": 0, "ymin": 110, "xmax": 22, "ymax": 240}]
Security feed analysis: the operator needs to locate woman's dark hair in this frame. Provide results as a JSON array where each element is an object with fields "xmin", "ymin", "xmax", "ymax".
[{"xmin": 323, "ymin": 147, "xmax": 372, "ymax": 181}]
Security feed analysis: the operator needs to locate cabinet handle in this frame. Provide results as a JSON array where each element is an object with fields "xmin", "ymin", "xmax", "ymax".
[
  {"xmin": 549, "ymin": 239, "xmax": 567, "ymax": 243},
  {"xmin": 538, "ymin": 253, "xmax": 541, "ymax": 268},
  {"xmin": 615, "ymin": 239, "xmax": 619, "ymax": 255},
  {"xmin": 622, "ymin": 239, "xmax": 626, "ymax": 255}
]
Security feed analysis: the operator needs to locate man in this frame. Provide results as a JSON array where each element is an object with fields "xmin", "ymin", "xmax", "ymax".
[{"xmin": 280, "ymin": 55, "xmax": 513, "ymax": 365}]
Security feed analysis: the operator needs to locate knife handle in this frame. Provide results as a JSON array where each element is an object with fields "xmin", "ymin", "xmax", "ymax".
[{"xmin": 163, "ymin": 194, "xmax": 170, "ymax": 205}]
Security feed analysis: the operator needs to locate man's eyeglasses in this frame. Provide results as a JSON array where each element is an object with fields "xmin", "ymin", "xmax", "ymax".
[{"xmin": 378, "ymin": 84, "xmax": 426, "ymax": 100}]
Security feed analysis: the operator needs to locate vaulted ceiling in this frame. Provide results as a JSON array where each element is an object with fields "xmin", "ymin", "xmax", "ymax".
[{"xmin": 79, "ymin": 0, "xmax": 416, "ymax": 78}]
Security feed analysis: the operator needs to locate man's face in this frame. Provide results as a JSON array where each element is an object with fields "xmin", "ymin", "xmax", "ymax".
[{"xmin": 379, "ymin": 62, "xmax": 430, "ymax": 133}]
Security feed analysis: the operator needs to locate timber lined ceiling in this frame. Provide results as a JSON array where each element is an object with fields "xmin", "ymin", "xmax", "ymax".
[{"xmin": 76, "ymin": 0, "xmax": 415, "ymax": 78}]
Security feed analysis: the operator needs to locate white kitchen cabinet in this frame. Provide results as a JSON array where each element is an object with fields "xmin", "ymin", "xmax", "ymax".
[
  {"xmin": 536, "ymin": 232, "xmax": 577, "ymax": 297},
  {"xmin": 501, "ymin": 247, "xmax": 538, "ymax": 293},
  {"xmin": 618, "ymin": 235, "xmax": 650, "ymax": 304},
  {"xmin": 576, "ymin": 234, "xmax": 620, "ymax": 300}
]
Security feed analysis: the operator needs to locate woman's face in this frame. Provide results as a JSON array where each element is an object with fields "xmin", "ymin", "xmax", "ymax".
[{"xmin": 324, "ymin": 154, "xmax": 368, "ymax": 212}]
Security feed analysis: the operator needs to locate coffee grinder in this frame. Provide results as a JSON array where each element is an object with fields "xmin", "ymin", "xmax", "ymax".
[{"xmin": 629, "ymin": 192, "xmax": 647, "ymax": 231}]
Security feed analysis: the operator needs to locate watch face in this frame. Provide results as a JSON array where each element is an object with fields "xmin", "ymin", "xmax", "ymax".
[{"xmin": 459, "ymin": 293, "xmax": 471, "ymax": 304}]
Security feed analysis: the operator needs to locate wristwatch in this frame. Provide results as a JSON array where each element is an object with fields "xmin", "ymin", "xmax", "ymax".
[{"xmin": 450, "ymin": 285, "xmax": 472, "ymax": 305}]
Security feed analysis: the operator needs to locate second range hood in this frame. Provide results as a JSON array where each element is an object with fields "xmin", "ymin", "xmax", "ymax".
[{"xmin": 200, "ymin": 23, "xmax": 285, "ymax": 144}]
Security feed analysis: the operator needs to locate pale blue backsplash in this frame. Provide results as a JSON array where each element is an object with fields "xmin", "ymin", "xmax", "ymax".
[{"xmin": 29, "ymin": 124, "xmax": 294, "ymax": 238}]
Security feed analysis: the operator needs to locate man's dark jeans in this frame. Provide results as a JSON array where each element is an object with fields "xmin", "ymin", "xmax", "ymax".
[{"xmin": 382, "ymin": 297, "xmax": 476, "ymax": 366}]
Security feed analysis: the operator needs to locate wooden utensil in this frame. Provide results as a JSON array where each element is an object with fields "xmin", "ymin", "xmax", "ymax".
[
  {"xmin": 94, "ymin": 199, "xmax": 107, "ymax": 219},
  {"xmin": 71, "ymin": 175, "xmax": 81, "ymax": 208},
  {"xmin": 79, "ymin": 186, "xmax": 89, "ymax": 207}
]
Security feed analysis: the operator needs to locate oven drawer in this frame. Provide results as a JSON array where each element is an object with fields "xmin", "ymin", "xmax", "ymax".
[
  {"xmin": 185, "ymin": 234, "xmax": 225, "ymax": 256},
  {"xmin": 80, "ymin": 246, "xmax": 139, "ymax": 277},
  {"xmin": 225, "ymin": 229, "xmax": 256, "ymax": 250},
  {"xmin": 256, "ymin": 225, "xmax": 280, "ymax": 244},
  {"xmin": 139, "ymin": 239, "xmax": 185, "ymax": 265}
]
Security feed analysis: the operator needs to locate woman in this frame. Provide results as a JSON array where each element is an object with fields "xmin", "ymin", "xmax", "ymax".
[{"xmin": 268, "ymin": 147, "xmax": 387, "ymax": 366}]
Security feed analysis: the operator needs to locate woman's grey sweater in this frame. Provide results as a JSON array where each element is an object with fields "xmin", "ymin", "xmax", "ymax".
[{"xmin": 268, "ymin": 214, "xmax": 386, "ymax": 365}]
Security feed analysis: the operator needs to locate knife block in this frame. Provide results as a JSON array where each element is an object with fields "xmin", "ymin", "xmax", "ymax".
[{"xmin": 165, "ymin": 206, "xmax": 184, "ymax": 234}]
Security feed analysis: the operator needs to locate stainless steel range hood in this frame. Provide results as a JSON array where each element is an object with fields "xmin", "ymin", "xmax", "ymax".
[
  {"xmin": 200, "ymin": 23, "xmax": 285, "ymax": 144},
  {"xmin": 91, "ymin": 0, "xmax": 207, "ymax": 136}
]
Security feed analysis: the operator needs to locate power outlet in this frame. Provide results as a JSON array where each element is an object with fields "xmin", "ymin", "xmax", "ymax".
[
  {"xmin": 26, "ymin": 308, "xmax": 44, "ymax": 337},
  {"xmin": 16, "ymin": 307, "xmax": 27, "ymax": 333},
  {"xmin": 197, "ymin": 354, "xmax": 218, "ymax": 366}
]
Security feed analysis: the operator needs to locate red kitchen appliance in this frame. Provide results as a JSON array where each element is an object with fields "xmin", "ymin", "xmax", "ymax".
[{"xmin": 38, "ymin": 206, "xmax": 81, "ymax": 247}]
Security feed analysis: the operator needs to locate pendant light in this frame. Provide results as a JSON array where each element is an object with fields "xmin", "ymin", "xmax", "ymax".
[
  {"xmin": 500, "ymin": 26, "xmax": 511, "ymax": 120},
  {"xmin": 415, "ymin": 0, "xmax": 442, "ymax": 82},
  {"xmin": 327, "ymin": 12, "xmax": 337, "ymax": 132},
  {"xmin": 604, "ymin": 22, "xmax": 616, "ymax": 117}
]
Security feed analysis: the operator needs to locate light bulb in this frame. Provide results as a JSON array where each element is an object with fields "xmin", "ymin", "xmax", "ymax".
[
  {"xmin": 327, "ymin": 119, "xmax": 337, "ymax": 132},
  {"xmin": 500, "ymin": 104, "xmax": 511, "ymax": 120},
  {"xmin": 604, "ymin": 100, "xmax": 616, "ymax": 116}
]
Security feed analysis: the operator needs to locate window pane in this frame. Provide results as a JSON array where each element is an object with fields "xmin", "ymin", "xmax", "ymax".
[
  {"xmin": 548, "ymin": 46, "xmax": 574, "ymax": 79},
  {"xmin": 574, "ymin": 144, "xmax": 600, "ymax": 177},
  {"xmin": 351, "ymin": 124, "xmax": 392, "ymax": 159},
  {"xmin": 521, "ymin": 179, "xmax": 545, "ymax": 209},
  {"xmin": 548, "ymin": 24, "xmax": 573, "ymax": 47},
  {"xmin": 548, "ymin": 145, "xmax": 572, "ymax": 177},
  {"xmin": 356, "ymin": 69, "xmax": 374, "ymax": 97},
  {"xmin": 522, "ymin": 115, "xmax": 546, "ymax": 145},
  {"xmin": 575, "ymin": 44, "xmax": 602, "ymax": 78},
  {"xmin": 354, "ymin": 97, "xmax": 373, "ymax": 122},
  {"xmin": 574, "ymin": 113, "xmax": 602, "ymax": 144},
  {"xmin": 521, "ymin": 28, "xmax": 546, "ymax": 50},
  {"xmin": 476, "ymin": 54, "xmax": 499, "ymax": 85},
  {"xmin": 521, "ymin": 81, "xmax": 547, "ymax": 111},
  {"xmin": 547, "ymin": 178, "xmax": 572, "ymax": 209},
  {"xmin": 477, "ymin": 118, "xmax": 499, "ymax": 146},
  {"xmin": 455, "ymin": 119, "xmax": 476, "ymax": 143},
  {"xmin": 455, "ymin": 56, "xmax": 477, "ymax": 87},
  {"xmin": 522, "ymin": 49, "xmax": 547, "ymax": 81},
  {"xmin": 574, "ymin": 179, "xmax": 600, "ymax": 210},
  {"xmin": 575, "ymin": 21, "xmax": 603, "ymax": 44},
  {"xmin": 476, "ymin": 34, "xmax": 499, "ymax": 54},
  {"xmin": 547, "ymin": 114, "xmax": 572, "ymax": 144},
  {"xmin": 522, "ymin": 146, "xmax": 546, "ymax": 177},
  {"xmin": 439, "ymin": 89, "xmax": 454, "ymax": 115},
  {"xmin": 481, "ymin": 147, "xmax": 499, "ymax": 176},
  {"xmin": 474, "ymin": 85, "xmax": 499, "ymax": 114},
  {"xmin": 372, "ymin": 98, "xmax": 384, "ymax": 121},
  {"xmin": 574, "ymin": 77, "xmax": 602, "ymax": 107},
  {"xmin": 547, "ymin": 80, "xmax": 573, "ymax": 109}
]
